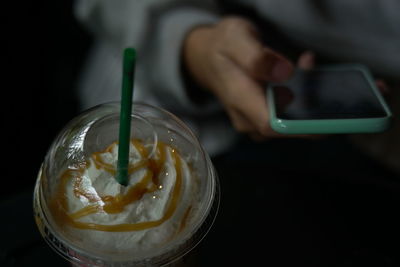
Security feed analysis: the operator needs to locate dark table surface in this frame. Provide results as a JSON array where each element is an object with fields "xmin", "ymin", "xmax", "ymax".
[{"xmin": 2, "ymin": 136, "xmax": 400, "ymax": 267}]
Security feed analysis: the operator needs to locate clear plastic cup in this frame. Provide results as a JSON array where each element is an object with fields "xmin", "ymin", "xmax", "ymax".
[{"xmin": 33, "ymin": 102, "xmax": 219, "ymax": 266}]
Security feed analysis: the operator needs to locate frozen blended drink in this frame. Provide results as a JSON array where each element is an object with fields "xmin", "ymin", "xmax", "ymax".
[{"xmin": 33, "ymin": 103, "xmax": 219, "ymax": 266}]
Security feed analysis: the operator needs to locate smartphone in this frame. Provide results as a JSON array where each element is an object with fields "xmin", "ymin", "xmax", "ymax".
[{"xmin": 266, "ymin": 64, "xmax": 392, "ymax": 134}]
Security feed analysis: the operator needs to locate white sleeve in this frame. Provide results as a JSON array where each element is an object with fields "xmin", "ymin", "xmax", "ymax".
[
  {"xmin": 74, "ymin": 0, "xmax": 221, "ymax": 115},
  {"xmin": 75, "ymin": 0, "xmax": 161, "ymax": 50},
  {"xmin": 145, "ymin": 7, "xmax": 220, "ymax": 114}
]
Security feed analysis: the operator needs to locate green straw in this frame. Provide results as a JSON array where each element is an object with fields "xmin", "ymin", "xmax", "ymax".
[{"xmin": 116, "ymin": 48, "xmax": 136, "ymax": 186}]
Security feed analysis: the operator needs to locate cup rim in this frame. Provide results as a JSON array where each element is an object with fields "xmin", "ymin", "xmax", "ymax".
[{"xmin": 34, "ymin": 102, "xmax": 220, "ymax": 265}]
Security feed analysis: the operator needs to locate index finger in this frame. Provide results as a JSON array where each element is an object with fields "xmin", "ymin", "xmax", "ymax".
[{"xmin": 222, "ymin": 62, "xmax": 276, "ymax": 136}]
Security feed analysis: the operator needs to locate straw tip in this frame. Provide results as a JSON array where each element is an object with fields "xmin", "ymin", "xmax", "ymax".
[
  {"xmin": 124, "ymin": 48, "xmax": 136, "ymax": 60},
  {"xmin": 116, "ymin": 170, "xmax": 129, "ymax": 186}
]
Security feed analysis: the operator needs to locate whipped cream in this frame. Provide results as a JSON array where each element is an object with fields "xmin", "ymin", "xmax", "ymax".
[{"xmin": 52, "ymin": 140, "xmax": 198, "ymax": 253}]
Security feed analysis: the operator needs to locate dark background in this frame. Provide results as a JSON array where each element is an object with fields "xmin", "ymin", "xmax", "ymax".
[
  {"xmin": 2, "ymin": 1, "xmax": 400, "ymax": 267},
  {"xmin": 2, "ymin": 1, "xmax": 91, "ymax": 198},
  {"xmin": 2, "ymin": 2, "xmax": 90, "ymax": 265}
]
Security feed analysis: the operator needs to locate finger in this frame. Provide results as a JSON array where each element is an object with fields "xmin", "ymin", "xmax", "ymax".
[
  {"xmin": 272, "ymin": 86, "xmax": 295, "ymax": 110},
  {"xmin": 228, "ymin": 109, "xmax": 255, "ymax": 134},
  {"xmin": 219, "ymin": 19, "xmax": 294, "ymax": 82},
  {"xmin": 375, "ymin": 79, "xmax": 389, "ymax": 94},
  {"xmin": 297, "ymin": 51, "xmax": 315, "ymax": 70},
  {"xmin": 222, "ymin": 65, "xmax": 280, "ymax": 137}
]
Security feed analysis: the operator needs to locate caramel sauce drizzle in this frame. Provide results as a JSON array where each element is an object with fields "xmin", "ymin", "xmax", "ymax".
[{"xmin": 49, "ymin": 139, "xmax": 186, "ymax": 232}]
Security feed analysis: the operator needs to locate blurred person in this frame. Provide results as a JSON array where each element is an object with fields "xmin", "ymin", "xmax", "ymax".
[
  {"xmin": 72, "ymin": 1, "xmax": 400, "ymax": 265},
  {"xmin": 74, "ymin": 0, "xmax": 399, "ymax": 173}
]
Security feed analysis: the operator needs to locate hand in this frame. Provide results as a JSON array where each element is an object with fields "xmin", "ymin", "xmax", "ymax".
[{"xmin": 183, "ymin": 17, "xmax": 312, "ymax": 140}]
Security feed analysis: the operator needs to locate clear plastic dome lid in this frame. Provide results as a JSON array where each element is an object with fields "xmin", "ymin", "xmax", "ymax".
[{"xmin": 34, "ymin": 102, "xmax": 219, "ymax": 266}]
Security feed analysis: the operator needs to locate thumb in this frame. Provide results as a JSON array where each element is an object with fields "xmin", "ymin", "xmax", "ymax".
[{"xmin": 220, "ymin": 18, "xmax": 294, "ymax": 82}]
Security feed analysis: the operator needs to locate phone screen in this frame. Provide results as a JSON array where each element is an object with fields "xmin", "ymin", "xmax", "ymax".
[{"xmin": 272, "ymin": 70, "xmax": 388, "ymax": 120}]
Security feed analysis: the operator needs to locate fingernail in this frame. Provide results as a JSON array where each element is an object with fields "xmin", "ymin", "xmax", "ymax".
[{"xmin": 272, "ymin": 60, "xmax": 293, "ymax": 81}]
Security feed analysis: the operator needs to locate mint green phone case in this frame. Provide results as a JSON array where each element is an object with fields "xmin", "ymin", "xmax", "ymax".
[{"xmin": 267, "ymin": 64, "xmax": 392, "ymax": 134}]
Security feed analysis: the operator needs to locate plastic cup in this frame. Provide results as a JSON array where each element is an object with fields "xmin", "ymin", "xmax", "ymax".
[{"xmin": 33, "ymin": 102, "xmax": 219, "ymax": 266}]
